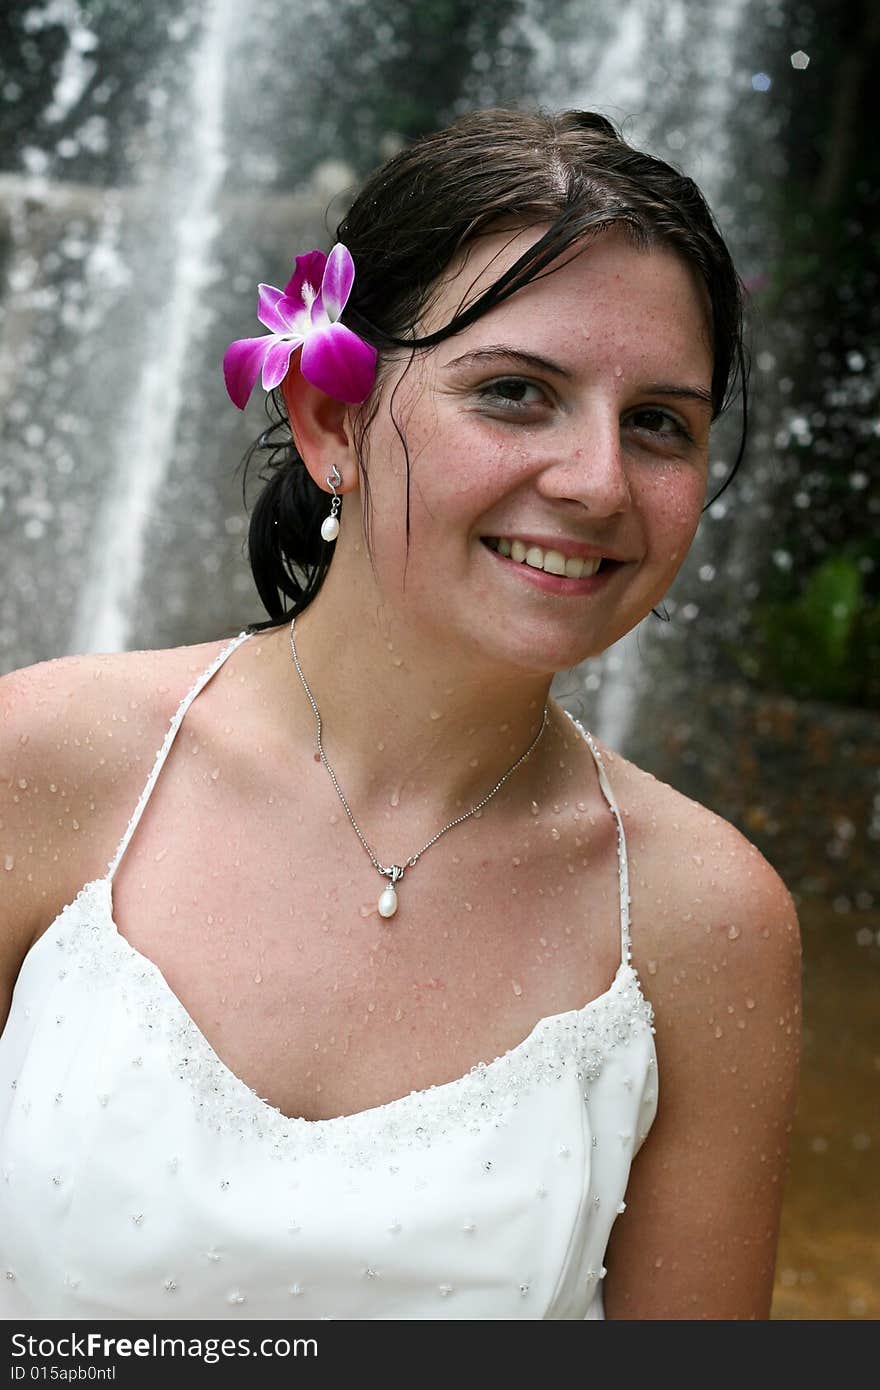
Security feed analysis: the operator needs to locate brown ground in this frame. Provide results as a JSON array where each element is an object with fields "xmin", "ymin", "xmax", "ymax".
[{"xmin": 771, "ymin": 899, "xmax": 879, "ymax": 1319}]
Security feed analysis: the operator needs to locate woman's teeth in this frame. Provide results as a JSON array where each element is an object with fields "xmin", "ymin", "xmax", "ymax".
[{"xmin": 488, "ymin": 537, "xmax": 602, "ymax": 579}]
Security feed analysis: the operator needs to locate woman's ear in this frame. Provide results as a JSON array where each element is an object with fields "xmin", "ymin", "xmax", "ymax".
[{"xmin": 280, "ymin": 359, "xmax": 356, "ymax": 493}]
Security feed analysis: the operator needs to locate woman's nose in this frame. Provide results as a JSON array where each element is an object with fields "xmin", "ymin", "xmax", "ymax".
[{"xmin": 535, "ymin": 409, "xmax": 632, "ymax": 517}]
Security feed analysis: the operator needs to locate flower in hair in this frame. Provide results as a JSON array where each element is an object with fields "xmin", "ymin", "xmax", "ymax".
[{"xmin": 223, "ymin": 244, "xmax": 377, "ymax": 409}]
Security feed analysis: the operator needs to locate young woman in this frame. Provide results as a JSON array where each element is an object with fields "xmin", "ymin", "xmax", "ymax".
[{"xmin": 0, "ymin": 109, "xmax": 800, "ymax": 1320}]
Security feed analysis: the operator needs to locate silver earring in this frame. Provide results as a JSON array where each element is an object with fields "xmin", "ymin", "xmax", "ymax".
[{"xmin": 320, "ymin": 465, "xmax": 342, "ymax": 542}]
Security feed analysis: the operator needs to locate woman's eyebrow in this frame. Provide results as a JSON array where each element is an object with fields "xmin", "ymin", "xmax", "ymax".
[
  {"xmin": 641, "ymin": 382, "xmax": 714, "ymax": 409},
  {"xmin": 442, "ymin": 346, "xmax": 573, "ymax": 378}
]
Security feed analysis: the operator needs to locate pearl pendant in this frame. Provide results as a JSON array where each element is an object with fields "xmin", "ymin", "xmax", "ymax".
[
  {"xmin": 377, "ymin": 884, "xmax": 398, "ymax": 918},
  {"xmin": 320, "ymin": 515, "xmax": 340, "ymax": 542}
]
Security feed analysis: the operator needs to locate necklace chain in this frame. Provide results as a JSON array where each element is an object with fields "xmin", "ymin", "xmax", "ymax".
[{"xmin": 288, "ymin": 615, "xmax": 550, "ymax": 904}]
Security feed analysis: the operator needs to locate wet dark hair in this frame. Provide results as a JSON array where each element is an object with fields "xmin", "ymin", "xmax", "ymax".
[{"xmin": 241, "ymin": 107, "xmax": 749, "ymax": 633}]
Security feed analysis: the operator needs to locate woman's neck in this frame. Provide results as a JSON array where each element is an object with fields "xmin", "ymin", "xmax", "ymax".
[{"xmin": 259, "ymin": 579, "xmax": 565, "ymax": 834}]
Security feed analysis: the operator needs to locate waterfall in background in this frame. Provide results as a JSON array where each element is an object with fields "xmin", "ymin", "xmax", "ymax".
[{"xmin": 68, "ymin": 0, "xmax": 236, "ymax": 655}]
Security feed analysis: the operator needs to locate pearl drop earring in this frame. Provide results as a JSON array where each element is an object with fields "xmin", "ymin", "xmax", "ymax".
[{"xmin": 320, "ymin": 464, "xmax": 342, "ymax": 542}]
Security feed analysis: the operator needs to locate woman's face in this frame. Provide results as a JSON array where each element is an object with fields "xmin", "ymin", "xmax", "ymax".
[{"xmin": 350, "ymin": 223, "xmax": 714, "ymax": 675}]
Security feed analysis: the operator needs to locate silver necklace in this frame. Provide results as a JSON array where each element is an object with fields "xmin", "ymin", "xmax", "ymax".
[{"xmin": 289, "ymin": 614, "xmax": 550, "ymax": 920}]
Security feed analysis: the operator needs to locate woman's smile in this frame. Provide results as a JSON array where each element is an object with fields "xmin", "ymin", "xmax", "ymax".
[{"xmin": 479, "ymin": 535, "xmax": 627, "ymax": 596}]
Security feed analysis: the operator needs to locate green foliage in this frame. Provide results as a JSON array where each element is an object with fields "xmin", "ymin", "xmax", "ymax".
[{"xmin": 726, "ymin": 548, "xmax": 880, "ymax": 707}]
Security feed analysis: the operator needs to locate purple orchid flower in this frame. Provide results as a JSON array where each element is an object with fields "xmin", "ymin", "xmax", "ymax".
[{"xmin": 223, "ymin": 244, "xmax": 377, "ymax": 409}]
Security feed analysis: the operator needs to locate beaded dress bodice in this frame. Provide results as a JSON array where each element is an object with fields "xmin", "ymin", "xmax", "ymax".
[{"xmin": 0, "ymin": 631, "xmax": 657, "ymax": 1320}]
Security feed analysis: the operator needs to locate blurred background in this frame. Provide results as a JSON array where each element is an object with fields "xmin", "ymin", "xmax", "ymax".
[{"xmin": 0, "ymin": 0, "xmax": 877, "ymax": 1318}]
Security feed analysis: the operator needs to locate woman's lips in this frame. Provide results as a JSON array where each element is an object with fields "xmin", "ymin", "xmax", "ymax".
[{"xmin": 480, "ymin": 538, "xmax": 624, "ymax": 594}]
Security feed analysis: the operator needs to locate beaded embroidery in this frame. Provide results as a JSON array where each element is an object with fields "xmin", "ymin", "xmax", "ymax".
[{"xmin": 49, "ymin": 876, "xmax": 654, "ymax": 1165}]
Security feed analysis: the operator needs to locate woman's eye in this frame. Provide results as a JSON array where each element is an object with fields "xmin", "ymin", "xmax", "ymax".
[
  {"xmin": 478, "ymin": 377, "xmax": 547, "ymax": 410},
  {"xmin": 628, "ymin": 407, "xmax": 693, "ymax": 441}
]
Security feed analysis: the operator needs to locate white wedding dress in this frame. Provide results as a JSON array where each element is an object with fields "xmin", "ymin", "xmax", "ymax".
[{"xmin": 0, "ymin": 631, "xmax": 657, "ymax": 1320}]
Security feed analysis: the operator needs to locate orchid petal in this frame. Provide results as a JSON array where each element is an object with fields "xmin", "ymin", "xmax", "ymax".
[
  {"xmin": 257, "ymin": 283, "xmax": 297, "ymax": 334},
  {"xmin": 320, "ymin": 243, "xmax": 355, "ymax": 322},
  {"xmin": 276, "ymin": 294, "xmax": 314, "ymax": 339},
  {"xmin": 261, "ymin": 336, "xmax": 302, "ymax": 392},
  {"xmin": 282, "ymin": 249, "xmax": 327, "ymax": 309},
  {"xmin": 308, "ymin": 293, "xmax": 332, "ymax": 332},
  {"xmin": 223, "ymin": 335, "xmax": 275, "ymax": 410},
  {"xmin": 300, "ymin": 322, "xmax": 377, "ymax": 404}
]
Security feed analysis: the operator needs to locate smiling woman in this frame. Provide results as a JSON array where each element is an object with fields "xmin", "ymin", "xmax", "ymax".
[{"xmin": 0, "ymin": 108, "xmax": 800, "ymax": 1321}]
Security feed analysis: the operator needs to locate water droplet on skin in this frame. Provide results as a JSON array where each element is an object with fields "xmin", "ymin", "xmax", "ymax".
[
  {"xmin": 329, "ymin": 813, "xmax": 339, "ymax": 825},
  {"xmin": 614, "ymin": 365, "xmax": 623, "ymax": 377},
  {"xmin": 390, "ymin": 790, "xmax": 400, "ymax": 808},
  {"xmin": 550, "ymin": 826, "xmax": 560, "ymax": 840},
  {"xmin": 745, "ymin": 997, "xmax": 755, "ymax": 1010},
  {"xmin": 211, "ymin": 767, "xmax": 220, "ymax": 781},
  {"xmin": 530, "ymin": 801, "xmax": 539, "ymax": 816},
  {"xmin": 18, "ymin": 734, "xmax": 29, "ymax": 746},
  {"xmin": 727, "ymin": 924, "xmax": 740, "ymax": 941},
  {"xmin": 154, "ymin": 849, "xmax": 167, "ymax": 863},
  {"xmin": 646, "ymin": 959, "xmax": 658, "ymax": 975},
  {"xmin": 511, "ymin": 980, "xmax": 523, "ymax": 997},
  {"xmin": 16, "ymin": 778, "xmax": 27, "ymax": 790},
  {"xmin": 692, "ymin": 854, "xmax": 703, "ymax": 866},
  {"xmin": 3, "ymin": 855, "xmax": 14, "ymax": 872},
  {"xmin": 429, "ymin": 710, "xmax": 442, "ymax": 721},
  {"xmin": 464, "ymin": 901, "xmax": 473, "ymax": 911},
  {"xmin": 393, "ymin": 1007, "xmax": 402, "ymax": 1021},
  {"xmin": 169, "ymin": 904, "xmax": 177, "ymax": 916},
  {"xmin": 714, "ymin": 1025, "xmax": 723, "ymax": 1038}
]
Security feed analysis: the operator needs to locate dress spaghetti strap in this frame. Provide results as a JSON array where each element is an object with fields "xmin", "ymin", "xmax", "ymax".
[
  {"xmin": 563, "ymin": 711, "xmax": 632, "ymax": 969},
  {"xmin": 106, "ymin": 631, "xmax": 252, "ymax": 884}
]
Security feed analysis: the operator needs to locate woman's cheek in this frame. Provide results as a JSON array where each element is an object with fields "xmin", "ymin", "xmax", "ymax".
[{"xmin": 645, "ymin": 466, "xmax": 706, "ymax": 533}]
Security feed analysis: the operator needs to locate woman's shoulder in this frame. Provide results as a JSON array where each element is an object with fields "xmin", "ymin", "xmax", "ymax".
[
  {"xmin": 0, "ymin": 634, "xmax": 239, "ymax": 940},
  {"xmin": 1, "ymin": 632, "xmax": 236, "ymax": 783},
  {"xmin": 590, "ymin": 736, "xmax": 800, "ymax": 978}
]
